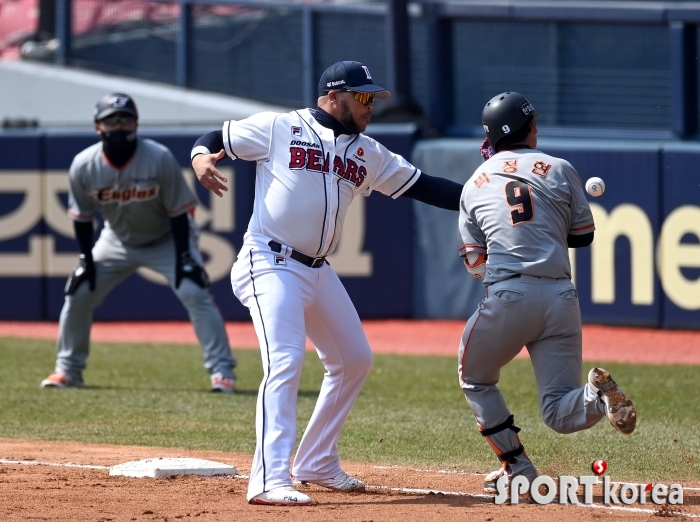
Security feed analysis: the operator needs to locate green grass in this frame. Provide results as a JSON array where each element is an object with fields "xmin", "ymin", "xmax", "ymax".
[{"xmin": 1, "ymin": 337, "xmax": 698, "ymax": 482}]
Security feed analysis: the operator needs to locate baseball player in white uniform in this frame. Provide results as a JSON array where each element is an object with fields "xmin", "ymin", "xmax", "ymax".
[
  {"xmin": 191, "ymin": 61, "xmax": 463, "ymax": 505},
  {"xmin": 459, "ymin": 92, "xmax": 637, "ymax": 493},
  {"xmin": 41, "ymin": 93, "xmax": 237, "ymax": 393}
]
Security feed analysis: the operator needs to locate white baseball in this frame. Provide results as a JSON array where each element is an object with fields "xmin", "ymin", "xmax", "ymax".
[{"xmin": 586, "ymin": 177, "xmax": 605, "ymax": 197}]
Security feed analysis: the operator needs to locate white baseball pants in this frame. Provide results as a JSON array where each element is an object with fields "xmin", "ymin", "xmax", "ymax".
[{"xmin": 232, "ymin": 234, "xmax": 373, "ymax": 500}]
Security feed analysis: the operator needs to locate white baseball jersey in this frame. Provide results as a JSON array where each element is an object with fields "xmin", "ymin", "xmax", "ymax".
[
  {"xmin": 222, "ymin": 109, "xmax": 420, "ymax": 256},
  {"xmin": 213, "ymin": 107, "xmax": 423, "ymax": 501},
  {"xmin": 68, "ymin": 138, "xmax": 197, "ymax": 247},
  {"xmin": 459, "ymin": 148, "xmax": 594, "ymax": 284}
]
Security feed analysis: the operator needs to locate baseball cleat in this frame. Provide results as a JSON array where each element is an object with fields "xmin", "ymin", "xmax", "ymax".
[
  {"xmin": 588, "ymin": 367, "xmax": 636, "ymax": 435},
  {"xmin": 210, "ymin": 373, "xmax": 236, "ymax": 393},
  {"xmin": 249, "ymin": 486, "xmax": 312, "ymax": 506},
  {"xmin": 483, "ymin": 463, "xmax": 538, "ymax": 495},
  {"xmin": 40, "ymin": 371, "xmax": 84, "ymax": 388},
  {"xmin": 301, "ymin": 471, "xmax": 365, "ymax": 492}
]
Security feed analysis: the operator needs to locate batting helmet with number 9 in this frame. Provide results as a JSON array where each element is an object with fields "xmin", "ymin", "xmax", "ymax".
[{"xmin": 482, "ymin": 92, "xmax": 539, "ymax": 148}]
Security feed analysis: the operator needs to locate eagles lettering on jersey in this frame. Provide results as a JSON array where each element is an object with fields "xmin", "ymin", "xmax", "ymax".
[
  {"xmin": 288, "ymin": 143, "xmax": 367, "ymax": 188},
  {"xmin": 91, "ymin": 184, "xmax": 159, "ymax": 205}
]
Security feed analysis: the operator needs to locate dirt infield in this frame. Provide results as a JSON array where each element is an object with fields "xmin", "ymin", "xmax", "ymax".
[
  {"xmin": 1, "ymin": 439, "xmax": 698, "ymax": 522},
  {"xmin": 1, "ymin": 320, "xmax": 699, "ymax": 364}
]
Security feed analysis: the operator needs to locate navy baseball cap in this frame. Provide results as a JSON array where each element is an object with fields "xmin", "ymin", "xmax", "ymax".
[
  {"xmin": 318, "ymin": 61, "xmax": 391, "ymax": 99},
  {"xmin": 94, "ymin": 93, "xmax": 138, "ymax": 121}
]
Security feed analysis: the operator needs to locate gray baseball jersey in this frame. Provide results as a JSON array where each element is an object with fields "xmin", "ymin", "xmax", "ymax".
[
  {"xmin": 458, "ymin": 148, "xmax": 594, "ymax": 284},
  {"xmin": 68, "ymin": 138, "xmax": 197, "ymax": 246},
  {"xmin": 457, "ymin": 147, "xmax": 605, "ymax": 488},
  {"xmin": 52, "ymin": 137, "xmax": 236, "ymax": 387}
]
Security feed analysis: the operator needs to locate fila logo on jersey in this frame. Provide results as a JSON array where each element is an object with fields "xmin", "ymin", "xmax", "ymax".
[
  {"xmin": 93, "ymin": 184, "xmax": 159, "ymax": 204},
  {"xmin": 291, "ymin": 126, "xmax": 302, "ymax": 136},
  {"xmin": 289, "ymin": 146, "xmax": 367, "ymax": 188},
  {"xmin": 274, "ymin": 255, "xmax": 287, "ymax": 266}
]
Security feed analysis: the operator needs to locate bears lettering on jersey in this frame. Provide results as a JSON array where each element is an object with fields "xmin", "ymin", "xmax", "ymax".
[
  {"xmin": 93, "ymin": 184, "xmax": 159, "ymax": 205},
  {"xmin": 288, "ymin": 145, "xmax": 367, "ymax": 188}
]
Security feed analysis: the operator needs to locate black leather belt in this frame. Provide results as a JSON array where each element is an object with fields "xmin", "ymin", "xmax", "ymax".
[{"xmin": 268, "ymin": 240, "xmax": 326, "ymax": 268}]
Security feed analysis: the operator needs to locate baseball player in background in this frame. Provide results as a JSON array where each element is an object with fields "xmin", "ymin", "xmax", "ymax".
[
  {"xmin": 459, "ymin": 92, "xmax": 637, "ymax": 493},
  {"xmin": 191, "ymin": 61, "xmax": 463, "ymax": 505},
  {"xmin": 41, "ymin": 93, "xmax": 237, "ymax": 393}
]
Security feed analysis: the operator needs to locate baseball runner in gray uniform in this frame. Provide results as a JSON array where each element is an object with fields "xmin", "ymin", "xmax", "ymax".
[
  {"xmin": 41, "ymin": 93, "xmax": 237, "ymax": 393},
  {"xmin": 458, "ymin": 92, "xmax": 637, "ymax": 493}
]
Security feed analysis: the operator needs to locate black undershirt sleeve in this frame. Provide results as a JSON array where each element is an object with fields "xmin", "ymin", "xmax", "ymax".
[
  {"xmin": 401, "ymin": 172, "xmax": 462, "ymax": 211},
  {"xmin": 567, "ymin": 231, "xmax": 594, "ymax": 248},
  {"xmin": 170, "ymin": 212, "xmax": 191, "ymax": 258},
  {"xmin": 193, "ymin": 130, "xmax": 225, "ymax": 155},
  {"xmin": 73, "ymin": 220, "xmax": 95, "ymax": 260}
]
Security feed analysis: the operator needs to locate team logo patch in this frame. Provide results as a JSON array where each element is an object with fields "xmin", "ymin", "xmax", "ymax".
[
  {"xmin": 109, "ymin": 95, "xmax": 130, "ymax": 108},
  {"xmin": 291, "ymin": 126, "xmax": 301, "ymax": 136},
  {"xmin": 518, "ymin": 99, "xmax": 535, "ymax": 116},
  {"xmin": 274, "ymin": 255, "xmax": 287, "ymax": 266},
  {"xmin": 356, "ymin": 147, "xmax": 364, "ymax": 157}
]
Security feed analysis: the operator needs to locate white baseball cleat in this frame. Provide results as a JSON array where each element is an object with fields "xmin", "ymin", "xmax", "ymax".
[
  {"xmin": 483, "ymin": 462, "xmax": 538, "ymax": 495},
  {"xmin": 210, "ymin": 373, "xmax": 236, "ymax": 393},
  {"xmin": 249, "ymin": 486, "xmax": 312, "ymax": 506},
  {"xmin": 588, "ymin": 367, "xmax": 636, "ymax": 435},
  {"xmin": 302, "ymin": 471, "xmax": 365, "ymax": 491}
]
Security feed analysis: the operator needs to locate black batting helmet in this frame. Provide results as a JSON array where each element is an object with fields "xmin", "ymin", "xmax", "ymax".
[
  {"xmin": 94, "ymin": 93, "xmax": 138, "ymax": 122},
  {"xmin": 482, "ymin": 92, "xmax": 538, "ymax": 147}
]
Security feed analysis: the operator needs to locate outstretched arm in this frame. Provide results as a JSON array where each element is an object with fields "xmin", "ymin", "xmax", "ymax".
[
  {"xmin": 191, "ymin": 130, "xmax": 228, "ymax": 198},
  {"xmin": 401, "ymin": 172, "xmax": 462, "ymax": 211}
]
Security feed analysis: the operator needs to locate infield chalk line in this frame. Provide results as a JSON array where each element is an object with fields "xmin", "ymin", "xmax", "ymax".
[
  {"xmin": 0, "ymin": 459, "xmax": 109, "ymax": 469},
  {"xmin": 2, "ymin": 459, "xmax": 698, "ymax": 516}
]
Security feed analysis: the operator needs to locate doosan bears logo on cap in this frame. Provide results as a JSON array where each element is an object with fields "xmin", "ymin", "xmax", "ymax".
[{"xmin": 109, "ymin": 95, "xmax": 131, "ymax": 108}]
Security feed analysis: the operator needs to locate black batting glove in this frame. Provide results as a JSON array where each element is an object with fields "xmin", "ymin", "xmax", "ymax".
[
  {"xmin": 175, "ymin": 252, "xmax": 210, "ymax": 289},
  {"xmin": 65, "ymin": 254, "xmax": 96, "ymax": 295}
]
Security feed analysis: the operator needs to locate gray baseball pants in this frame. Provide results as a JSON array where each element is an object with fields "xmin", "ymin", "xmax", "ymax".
[
  {"xmin": 458, "ymin": 275, "xmax": 605, "ymax": 455},
  {"xmin": 54, "ymin": 229, "xmax": 236, "ymax": 379}
]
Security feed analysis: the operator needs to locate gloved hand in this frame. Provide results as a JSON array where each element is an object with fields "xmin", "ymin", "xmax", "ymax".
[
  {"xmin": 464, "ymin": 251, "xmax": 487, "ymax": 279},
  {"xmin": 65, "ymin": 254, "xmax": 96, "ymax": 295},
  {"xmin": 175, "ymin": 252, "xmax": 210, "ymax": 289}
]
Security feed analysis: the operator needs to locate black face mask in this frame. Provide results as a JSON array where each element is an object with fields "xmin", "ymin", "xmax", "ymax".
[{"xmin": 101, "ymin": 130, "xmax": 137, "ymax": 168}]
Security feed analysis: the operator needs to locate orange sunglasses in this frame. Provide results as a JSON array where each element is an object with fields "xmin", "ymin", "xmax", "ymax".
[{"xmin": 352, "ymin": 92, "xmax": 374, "ymax": 105}]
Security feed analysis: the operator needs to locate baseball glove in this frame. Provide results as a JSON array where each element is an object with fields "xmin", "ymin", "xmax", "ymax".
[
  {"xmin": 464, "ymin": 251, "xmax": 487, "ymax": 279},
  {"xmin": 175, "ymin": 252, "xmax": 210, "ymax": 289},
  {"xmin": 65, "ymin": 254, "xmax": 96, "ymax": 295}
]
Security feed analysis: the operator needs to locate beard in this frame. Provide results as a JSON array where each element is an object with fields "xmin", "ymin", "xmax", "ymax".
[{"xmin": 338, "ymin": 97, "xmax": 364, "ymax": 134}]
